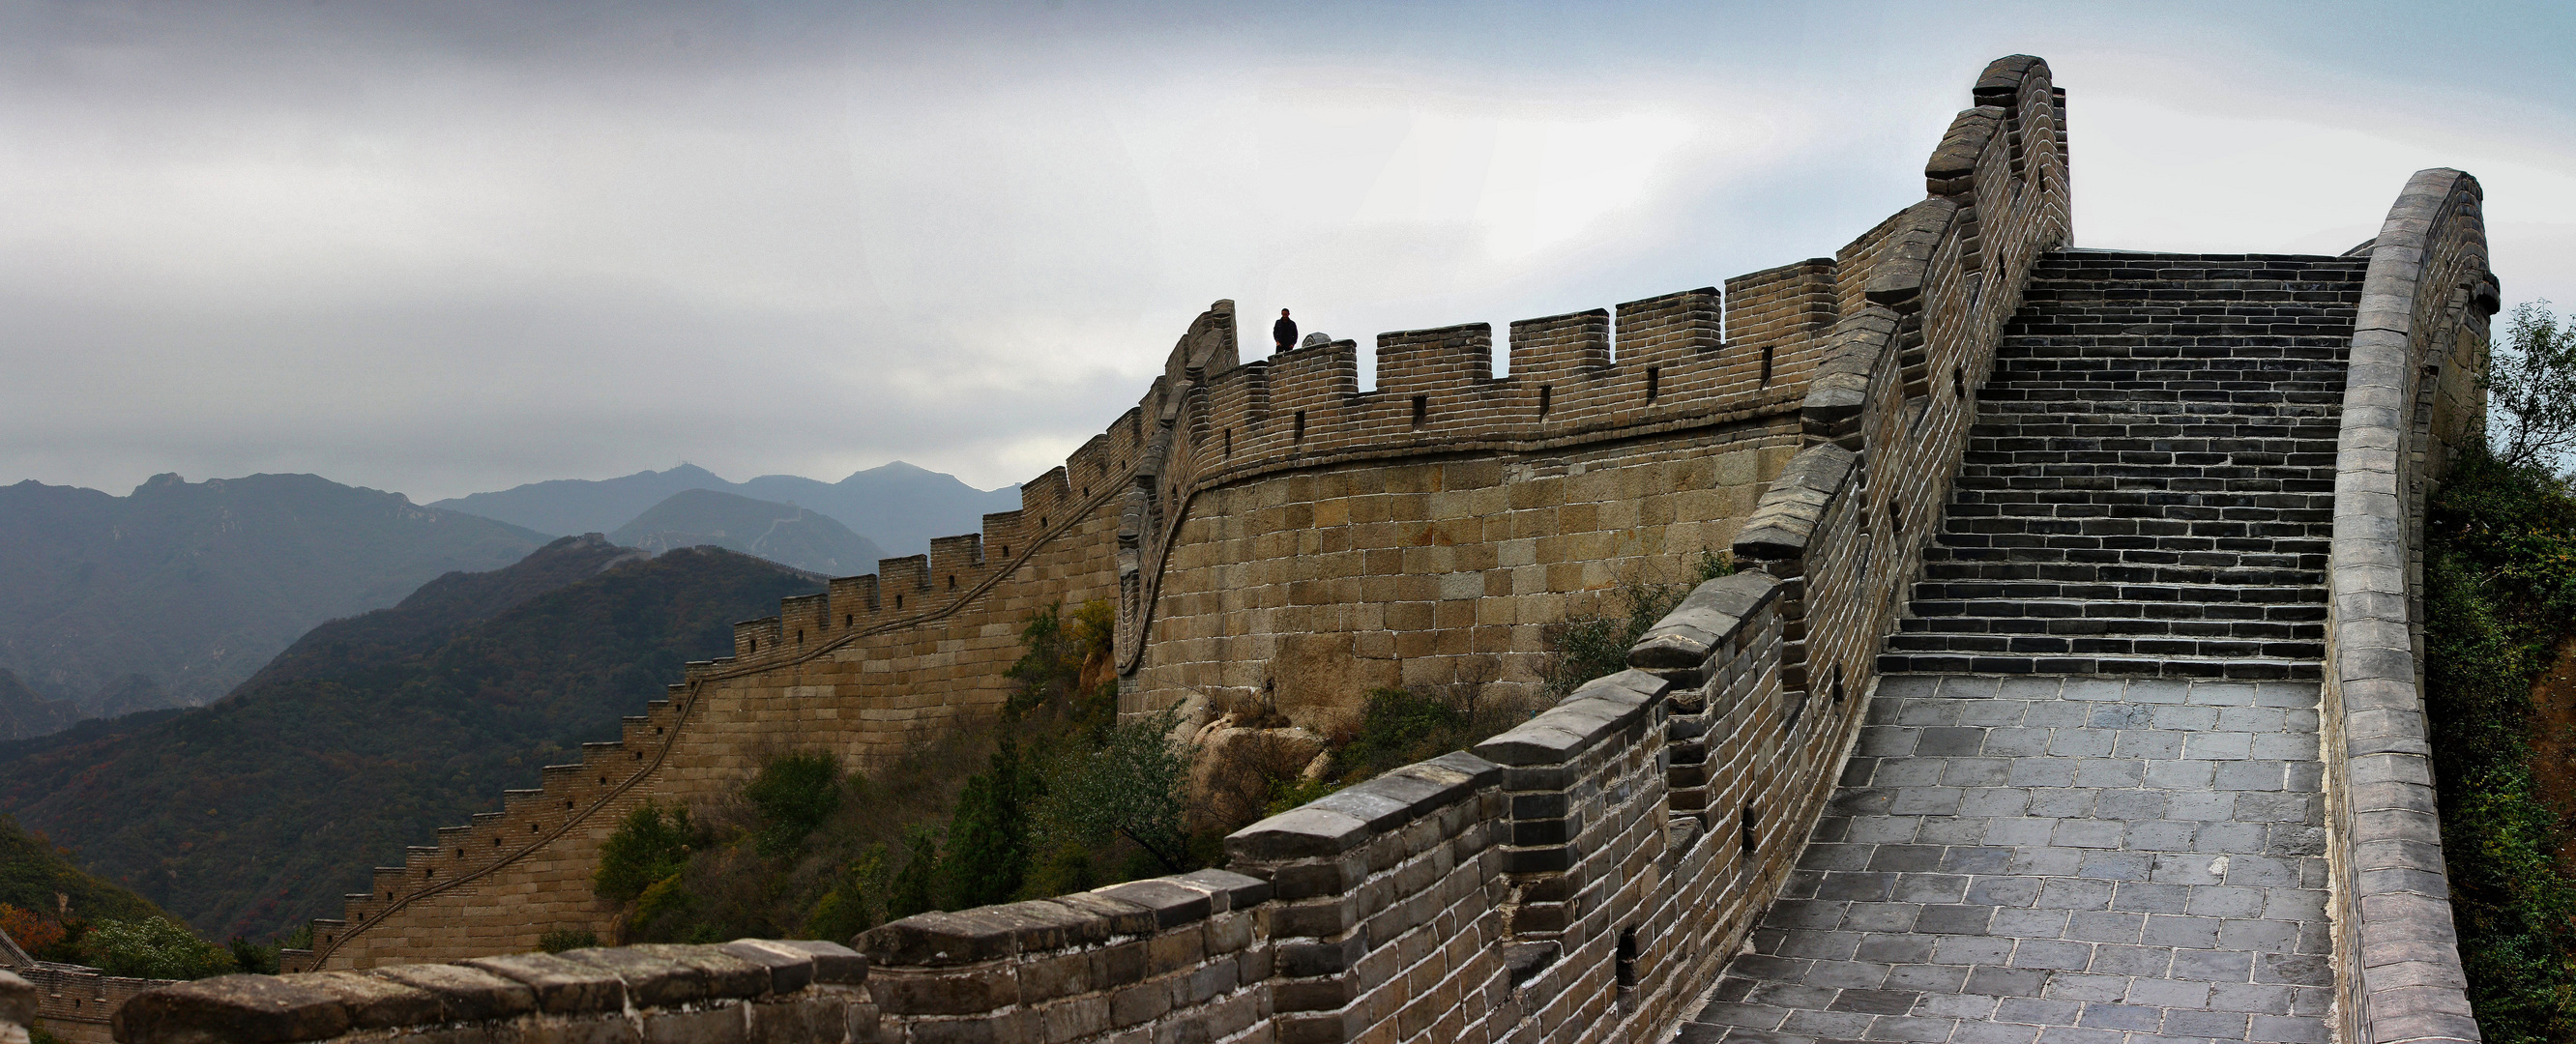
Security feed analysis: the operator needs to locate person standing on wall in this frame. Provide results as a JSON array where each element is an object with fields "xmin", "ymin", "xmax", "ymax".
[{"xmin": 1273, "ymin": 308, "xmax": 1298, "ymax": 353}]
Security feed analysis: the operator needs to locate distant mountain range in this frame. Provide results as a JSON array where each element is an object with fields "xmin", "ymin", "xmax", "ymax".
[
  {"xmin": 0, "ymin": 474, "xmax": 546, "ymax": 711},
  {"xmin": 429, "ymin": 461, "xmax": 1019, "ymax": 559},
  {"xmin": 609, "ymin": 489, "xmax": 889, "ymax": 576},
  {"xmin": 0, "ymin": 535, "xmax": 821, "ymax": 941}
]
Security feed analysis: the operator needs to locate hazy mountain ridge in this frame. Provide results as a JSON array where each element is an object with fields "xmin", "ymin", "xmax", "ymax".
[
  {"xmin": 231, "ymin": 534, "xmax": 646, "ymax": 698},
  {"xmin": 0, "ymin": 670, "xmax": 80, "ymax": 742},
  {"xmin": 0, "ymin": 474, "xmax": 547, "ymax": 715},
  {"xmin": 609, "ymin": 489, "xmax": 889, "ymax": 576},
  {"xmin": 431, "ymin": 460, "xmax": 1019, "ymax": 558},
  {"xmin": 0, "ymin": 542, "xmax": 820, "ymax": 941}
]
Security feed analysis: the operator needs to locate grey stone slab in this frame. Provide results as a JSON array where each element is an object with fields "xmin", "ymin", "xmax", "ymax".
[
  {"xmin": 1713, "ymin": 665, "xmax": 2347, "ymax": 1044},
  {"xmin": 2036, "ymin": 878, "xmax": 2118, "ymax": 910},
  {"xmin": 2089, "ymin": 945, "xmax": 2177, "ymax": 976}
]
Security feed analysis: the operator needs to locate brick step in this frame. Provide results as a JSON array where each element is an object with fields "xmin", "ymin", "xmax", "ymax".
[
  {"xmin": 1960, "ymin": 450, "xmax": 2336, "ymax": 465},
  {"xmin": 1943, "ymin": 490, "xmax": 2336, "ymax": 510},
  {"xmin": 1935, "ymin": 517, "xmax": 2329, "ymax": 542},
  {"xmin": 1919, "ymin": 560, "xmax": 2322, "ymax": 585},
  {"xmin": 1953, "ymin": 473, "xmax": 2337, "ymax": 494},
  {"xmin": 1995, "ymin": 339, "xmax": 2350, "ymax": 352},
  {"xmin": 1924, "ymin": 546, "xmax": 2326, "ymax": 571},
  {"xmin": 1989, "ymin": 356, "xmax": 2350, "ymax": 373},
  {"xmin": 1979, "ymin": 390, "xmax": 2347, "ymax": 407},
  {"xmin": 1906, "ymin": 593, "xmax": 2328, "ymax": 619},
  {"xmin": 1962, "ymin": 449, "xmax": 2338, "ymax": 467},
  {"xmin": 2012, "ymin": 292, "xmax": 2359, "ymax": 305},
  {"xmin": 1883, "ymin": 630, "xmax": 2324, "ymax": 661},
  {"xmin": 2002, "ymin": 325, "xmax": 2358, "ymax": 340},
  {"xmin": 1908, "ymin": 578, "xmax": 2324, "ymax": 604},
  {"xmin": 1896, "ymin": 615, "xmax": 2325, "ymax": 642},
  {"xmin": 1875, "ymin": 652, "xmax": 2324, "ymax": 682},
  {"xmin": 1990, "ymin": 357, "xmax": 2350, "ymax": 372}
]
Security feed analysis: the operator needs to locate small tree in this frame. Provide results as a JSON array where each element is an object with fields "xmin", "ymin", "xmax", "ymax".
[
  {"xmin": 938, "ymin": 737, "xmax": 1039, "ymax": 909},
  {"xmin": 1039, "ymin": 710, "xmax": 1193, "ymax": 874},
  {"xmin": 743, "ymin": 753, "xmax": 841, "ymax": 858},
  {"xmin": 2488, "ymin": 302, "xmax": 2576, "ymax": 472},
  {"xmin": 594, "ymin": 802, "xmax": 691, "ymax": 904}
]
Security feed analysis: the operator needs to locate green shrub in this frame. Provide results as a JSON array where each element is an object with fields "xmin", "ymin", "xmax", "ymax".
[
  {"xmin": 593, "ymin": 802, "xmax": 691, "ymax": 904},
  {"xmin": 76, "ymin": 917, "xmax": 234, "ymax": 979},
  {"xmin": 1337, "ymin": 688, "xmax": 1472, "ymax": 782},
  {"xmin": 940, "ymin": 738, "xmax": 1039, "ymax": 909},
  {"xmin": 888, "ymin": 824, "xmax": 941, "ymax": 920},
  {"xmin": 536, "ymin": 928, "xmax": 598, "ymax": 953},
  {"xmin": 1544, "ymin": 550, "xmax": 1733, "ymax": 697},
  {"xmin": 805, "ymin": 844, "xmax": 892, "ymax": 943},
  {"xmin": 2423, "ymin": 447, "xmax": 2576, "ymax": 1044},
  {"xmin": 744, "ymin": 753, "xmax": 841, "ymax": 857},
  {"xmin": 1036, "ymin": 710, "xmax": 1192, "ymax": 876},
  {"xmin": 226, "ymin": 935, "xmax": 279, "ymax": 974}
]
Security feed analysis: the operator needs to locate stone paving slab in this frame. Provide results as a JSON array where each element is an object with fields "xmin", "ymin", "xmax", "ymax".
[{"xmin": 1681, "ymin": 675, "xmax": 2333, "ymax": 1044}]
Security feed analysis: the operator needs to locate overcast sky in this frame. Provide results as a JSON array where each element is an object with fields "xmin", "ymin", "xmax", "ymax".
[{"xmin": 5, "ymin": 1, "xmax": 2571, "ymax": 502}]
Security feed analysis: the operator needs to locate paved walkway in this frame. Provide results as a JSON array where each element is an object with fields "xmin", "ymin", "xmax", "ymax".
[{"xmin": 1682, "ymin": 674, "xmax": 2335, "ymax": 1044}]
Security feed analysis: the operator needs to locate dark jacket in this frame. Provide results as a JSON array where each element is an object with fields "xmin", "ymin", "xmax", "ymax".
[{"xmin": 1273, "ymin": 316, "xmax": 1299, "ymax": 349}]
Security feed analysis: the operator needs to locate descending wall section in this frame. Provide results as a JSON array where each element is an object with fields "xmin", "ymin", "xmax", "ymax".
[{"xmin": 277, "ymin": 309, "xmax": 1222, "ymax": 972}]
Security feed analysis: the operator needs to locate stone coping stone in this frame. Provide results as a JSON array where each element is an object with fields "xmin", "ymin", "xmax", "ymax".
[
  {"xmin": 1092, "ymin": 879, "xmax": 1212, "ymax": 930},
  {"xmin": 459, "ymin": 952, "xmax": 627, "ymax": 1015},
  {"xmin": 366, "ymin": 963, "xmax": 537, "ymax": 1023},
  {"xmin": 1865, "ymin": 196, "xmax": 1963, "ymax": 303},
  {"xmin": 865, "ymin": 867, "xmax": 1276, "ymax": 970},
  {"xmin": 1734, "ymin": 444, "xmax": 1859, "ymax": 560},
  {"xmin": 1800, "ymin": 307, "xmax": 1901, "ymax": 423},
  {"xmin": 1172, "ymin": 868, "xmax": 1272, "ymax": 911},
  {"xmin": 109, "ymin": 941, "xmax": 866, "ymax": 1042},
  {"xmin": 298, "ymin": 972, "xmax": 441, "ymax": 1030},
  {"xmin": 1628, "ymin": 570, "xmax": 1783, "ymax": 672},
  {"xmin": 1227, "ymin": 751, "xmax": 1501, "ymax": 862},
  {"xmin": 109, "ymin": 974, "xmax": 352, "ymax": 1044},
  {"xmin": 1474, "ymin": 670, "xmax": 1667, "ymax": 768}
]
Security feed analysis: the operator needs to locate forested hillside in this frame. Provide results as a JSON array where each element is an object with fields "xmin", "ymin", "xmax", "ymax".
[{"xmin": 0, "ymin": 544, "xmax": 819, "ymax": 942}]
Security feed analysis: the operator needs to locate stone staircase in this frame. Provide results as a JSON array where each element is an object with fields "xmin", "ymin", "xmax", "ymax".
[{"xmin": 1876, "ymin": 252, "xmax": 2369, "ymax": 682}]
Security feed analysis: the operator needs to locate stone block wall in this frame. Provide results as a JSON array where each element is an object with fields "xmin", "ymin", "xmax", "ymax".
[{"xmin": 15, "ymin": 963, "xmax": 165, "ymax": 1044}]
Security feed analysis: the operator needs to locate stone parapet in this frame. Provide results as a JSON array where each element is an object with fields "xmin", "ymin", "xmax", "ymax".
[
  {"xmin": 109, "ymin": 941, "xmax": 871, "ymax": 1044},
  {"xmin": 2321, "ymin": 168, "xmax": 2497, "ymax": 1044}
]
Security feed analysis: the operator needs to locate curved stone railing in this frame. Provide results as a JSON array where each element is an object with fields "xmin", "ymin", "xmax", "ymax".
[{"xmin": 2321, "ymin": 168, "xmax": 2498, "ymax": 1044}]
